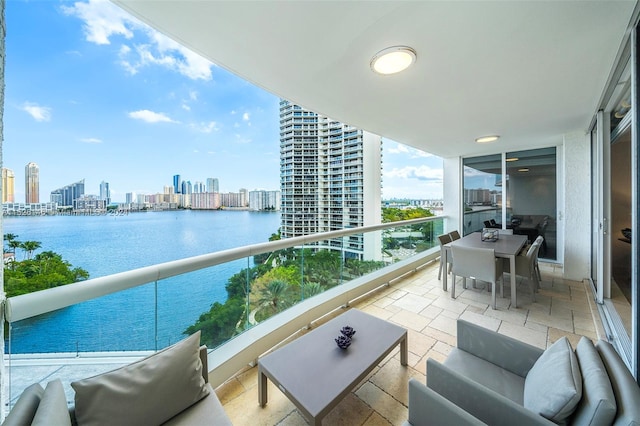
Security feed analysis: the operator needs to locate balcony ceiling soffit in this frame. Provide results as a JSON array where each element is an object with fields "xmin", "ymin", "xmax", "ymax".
[{"xmin": 112, "ymin": 1, "xmax": 636, "ymax": 158}]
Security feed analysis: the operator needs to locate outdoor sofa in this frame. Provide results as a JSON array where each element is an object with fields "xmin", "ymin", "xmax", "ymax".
[
  {"xmin": 405, "ymin": 319, "xmax": 640, "ymax": 425},
  {"xmin": 2, "ymin": 331, "xmax": 232, "ymax": 426}
]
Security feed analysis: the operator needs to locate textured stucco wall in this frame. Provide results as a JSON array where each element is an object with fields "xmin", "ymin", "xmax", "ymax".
[
  {"xmin": 0, "ymin": 0, "xmax": 6, "ymax": 417},
  {"xmin": 563, "ymin": 131, "xmax": 592, "ymax": 281},
  {"xmin": 443, "ymin": 157, "xmax": 461, "ymax": 232}
]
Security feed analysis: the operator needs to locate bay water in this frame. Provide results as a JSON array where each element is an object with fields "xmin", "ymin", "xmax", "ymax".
[{"xmin": 3, "ymin": 210, "xmax": 281, "ymax": 353}]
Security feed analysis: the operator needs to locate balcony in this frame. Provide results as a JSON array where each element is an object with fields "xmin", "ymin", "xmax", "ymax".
[{"xmin": 3, "ymin": 218, "xmax": 602, "ymax": 424}]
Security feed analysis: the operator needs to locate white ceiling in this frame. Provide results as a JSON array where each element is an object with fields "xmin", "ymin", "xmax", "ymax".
[{"xmin": 113, "ymin": 1, "xmax": 638, "ymax": 159}]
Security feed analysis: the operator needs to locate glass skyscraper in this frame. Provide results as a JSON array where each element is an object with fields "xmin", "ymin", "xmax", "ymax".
[
  {"xmin": 24, "ymin": 162, "xmax": 39, "ymax": 204},
  {"xmin": 279, "ymin": 100, "xmax": 382, "ymax": 260}
]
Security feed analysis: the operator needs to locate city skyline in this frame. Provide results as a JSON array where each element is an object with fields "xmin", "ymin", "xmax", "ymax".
[{"xmin": 4, "ymin": 0, "xmax": 444, "ymax": 204}]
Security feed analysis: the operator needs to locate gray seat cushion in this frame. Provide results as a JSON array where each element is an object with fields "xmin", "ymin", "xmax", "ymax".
[
  {"xmin": 162, "ymin": 383, "xmax": 233, "ymax": 425},
  {"xmin": 1, "ymin": 383, "xmax": 44, "ymax": 426},
  {"xmin": 32, "ymin": 379, "xmax": 72, "ymax": 426},
  {"xmin": 523, "ymin": 337, "xmax": 582, "ymax": 423},
  {"xmin": 572, "ymin": 337, "xmax": 616, "ymax": 425},
  {"xmin": 596, "ymin": 340, "xmax": 640, "ymax": 426},
  {"xmin": 444, "ymin": 348, "xmax": 526, "ymax": 405}
]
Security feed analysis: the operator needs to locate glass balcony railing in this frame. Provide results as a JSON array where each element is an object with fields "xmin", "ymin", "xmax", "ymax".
[{"xmin": 4, "ymin": 216, "xmax": 447, "ymax": 407}]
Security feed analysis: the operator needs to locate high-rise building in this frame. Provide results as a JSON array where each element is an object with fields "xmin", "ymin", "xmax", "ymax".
[
  {"xmin": 279, "ymin": 100, "xmax": 382, "ymax": 260},
  {"xmin": 2, "ymin": 167, "xmax": 15, "ymax": 203},
  {"xmin": 206, "ymin": 178, "xmax": 219, "ymax": 193},
  {"xmin": 249, "ymin": 190, "xmax": 281, "ymax": 211},
  {"xmin": 25, "ymin": 162, "xmax": 39, "ymax": 203},
  {"xmin": 173, "ymin": 174, "xmax": 181, "ymax": 194},
  {"xmin": 50, "ymin": 179, "xmax": 85, "ymax": 207},
  {"xmin": 99, "ymin": 181, "xmax": 111, "ymax": 205}
]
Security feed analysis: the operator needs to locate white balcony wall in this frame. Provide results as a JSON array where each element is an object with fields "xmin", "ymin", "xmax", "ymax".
[
  {"xmin": 443, "ymin": 156, "xmax": 462, "ymax": 232},
  {"xmin": 564, "ymin": 131, "xmax": 592, "ymax": 281}
]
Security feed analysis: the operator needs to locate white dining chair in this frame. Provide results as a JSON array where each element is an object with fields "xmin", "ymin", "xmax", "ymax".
[
  {"xmin": 505, "ymin": 241, "xmax": 541, "ymax": 301},
  {"xmin": 533, "ymin": 235, "xmax": 544, "ymax": 281},
  {"xmin": 450, "ymin": 245, "xmax": 504, "ymax": 309},
  {"xmin": 437, "ymin": 234, "xmax": 453, "ymax": 280}
]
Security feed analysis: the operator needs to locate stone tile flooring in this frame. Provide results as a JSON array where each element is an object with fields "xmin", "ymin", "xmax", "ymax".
[{"xmin": 216, "ymin": 260, "xmax": 604, "ymax": 425}]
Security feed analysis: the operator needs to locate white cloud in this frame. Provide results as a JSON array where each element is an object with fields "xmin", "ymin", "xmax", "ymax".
[
  {"xmin": 64, "ymin": 0, "xmax": 213, "ymax": 80},
  {"xmin": 128, "ymin": 109, "xmax": 178, "ymax": 123},
  {"xmin": 387, "ymin": 142, "xmax": 433, "ymax": 158},
  {"xmin": 242, "ymin": 112, "xmax": 250, "ymax": 121},
  {"xmin": 80, "ymin": 137, "xmax": 103, "ymax": 144},
  {"xmin": 235, "ymin": 134, "xmax": 251, "ymax": 144},
  {"xmin": 21, "ymin": 103, "xmax": 52, "ymax": 122},
  {"xmin": 61, "ymin": 0, "xmax": 134, "ymax": 45},
  {"xmin": 190, "ymin": 121, "xmax": 219, "ymax": 133},
  {"xmin": 384, "ymin": 165, "xmax": 443, "ymax": 183}
]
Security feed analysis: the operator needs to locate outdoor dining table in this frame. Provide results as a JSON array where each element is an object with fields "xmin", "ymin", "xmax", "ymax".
[{"xmin": 442, "ymin": 232, "xmax": 527, "ymax": 308}]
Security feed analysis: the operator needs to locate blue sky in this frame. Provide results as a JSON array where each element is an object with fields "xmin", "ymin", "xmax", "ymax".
[{"xmin": 4, "ymin": 0, "xmax": 444, "ymax": 203}]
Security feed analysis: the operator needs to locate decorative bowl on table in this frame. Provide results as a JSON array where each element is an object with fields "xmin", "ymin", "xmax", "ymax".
[
  {"xmin": 340, "ymin": 326, "xmax": 356, "ymax": 338},
  {"xmin": 335, "ymin": 335, "xmax": 352, "ymax": 349},
  {"xmin": 481, "ymin": 228, "xmax": 499, "ymax": 242}
]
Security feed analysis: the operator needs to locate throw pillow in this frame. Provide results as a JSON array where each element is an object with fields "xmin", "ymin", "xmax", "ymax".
[
  {"xmin": 523, "ymin": 336, "xmax": 582, "ymax": 423},
  {"xmin": 32, "ymin": 379, "xmax": 72, "ymax": 426},
  {"xmin": 572, "ymin": 337, "xmax": 616, "ymax": 425},
  {"xmin": 71, "ymin": 331, "xmax": 209, "ymax": 426}
]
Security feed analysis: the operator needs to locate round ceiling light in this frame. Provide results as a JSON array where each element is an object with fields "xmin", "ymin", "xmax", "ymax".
[
  {"xmin": 475, "ymin": 135, "xmax": 500, "ymax": 143},
  {"xmin": 370, "ymin": 46, "xmax": 417, "ymax": 75}
]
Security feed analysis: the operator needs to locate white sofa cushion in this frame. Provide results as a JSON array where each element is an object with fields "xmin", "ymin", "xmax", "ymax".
[
  {"xmin": 523, "ymin": 336, "xmax": 582, "ymax": 423},
  {"xmin": 71, "ymin": 331, "xmax": 209, "ymax": 426}
]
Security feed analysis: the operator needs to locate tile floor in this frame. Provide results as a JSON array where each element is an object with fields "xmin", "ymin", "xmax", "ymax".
[{"xmin": 215, "ymin": 260, "xmax": 605, "ymax": 425}]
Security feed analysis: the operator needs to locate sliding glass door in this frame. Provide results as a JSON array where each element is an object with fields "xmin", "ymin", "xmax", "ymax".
[{"xmin": 462, "ymin": 148, "xmax": 558, "ymax": 262}]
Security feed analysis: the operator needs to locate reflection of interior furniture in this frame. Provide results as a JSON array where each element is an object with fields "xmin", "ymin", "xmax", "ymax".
[
  {"xmin": 443, "ymin": 233, "xmax": 527, "ymax": 308},
  {"xmin": 504, "ymin": 239, "xmax": 542, "ymax": 301},
  {"xmin": 450, "ymin": 245, "xmax": 504, "ymax": 309},
  {"xmin": 438, "ymin": 233, "xmax": 453, "ymax": 280},
  {"xmin": 3, "ymin": 332, "xmax": 232, "ymax": 426},
  {"xmin": 258, "ymin": 308, "xmax": 407, "ymax": 425},
  {"xmin": 407, "ymin": 319, "xmax": 640, "ymax": 426},
  {"xmin": 483, "ymin": 219, "xmax": 502, "ymax": 229}
]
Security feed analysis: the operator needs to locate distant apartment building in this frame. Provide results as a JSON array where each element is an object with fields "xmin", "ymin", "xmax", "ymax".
[
  {"xmin": 50, "ymin": 179, "xmax": 85, "ymax": 207},
  {"xmin": 206, "ymin": 178, "xmax": 219, "ymax": 193},
  {"xmin": 249, "ymin": 190, "xmax": 281, "ymax": 211},
  {"xmin": 3, "ymin": 202, "xmax": 57, "ymax": 216},
  {"xmin": 25, "ymin": 162, "xmax": 39, "ymax": 203},
  {"xmin": 279, "ymin": 100, "xmax": 382, "ymax": 260},
  {"xmin": 2, "ymin": 167, "xmax": 14, "ymax": 202},
  {"xmin": 99, "ymin": 181, "xmax": 111, "ymax": 205},
  {"xmin": 193, "ymin": 181, "xmax": 206, "ymax": 193},
  {"xmin": 191, "ymin": 192, "xmax": 221, "ymax": 210},
  {"xmin": 74, "ymin": 195, "xmax": 107, "ymax": 213},
  {"xmin": 220, "ymin": 192, "xmax": 246, "ymax": 208}
]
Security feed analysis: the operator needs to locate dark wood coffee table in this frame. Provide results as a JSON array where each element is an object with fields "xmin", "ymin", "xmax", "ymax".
[{"xmin": 258, "ymin": 308, "xmax": 408, "ymax": 425}]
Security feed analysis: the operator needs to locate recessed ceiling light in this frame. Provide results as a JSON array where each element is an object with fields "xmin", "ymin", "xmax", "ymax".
[
  {"xmin": 518, "ymin": 168, "xmax": 530, "ymax": 172},
  {"xmin": 370, "ymin": 46, "xmax": 417, "ymax": 75},
  {"xmin": 506, "ymin": 157, "xmax": 518, "ymax": 162},
  {"xmin": 475, "ymin": 135, "xmax": 500, "ymax": 143}
]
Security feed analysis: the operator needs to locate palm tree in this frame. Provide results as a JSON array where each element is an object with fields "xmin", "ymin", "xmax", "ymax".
[
  {"xmin": 20, "ymin": 241, "xmax": 42, "ymax": 260},
  {"xmin": 258, "ymin": 280, "xmax": 292, "ymax": 313},
  {"xmin": 4, "ymin": 233, "xmax": 18, "ymax": 253}
]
